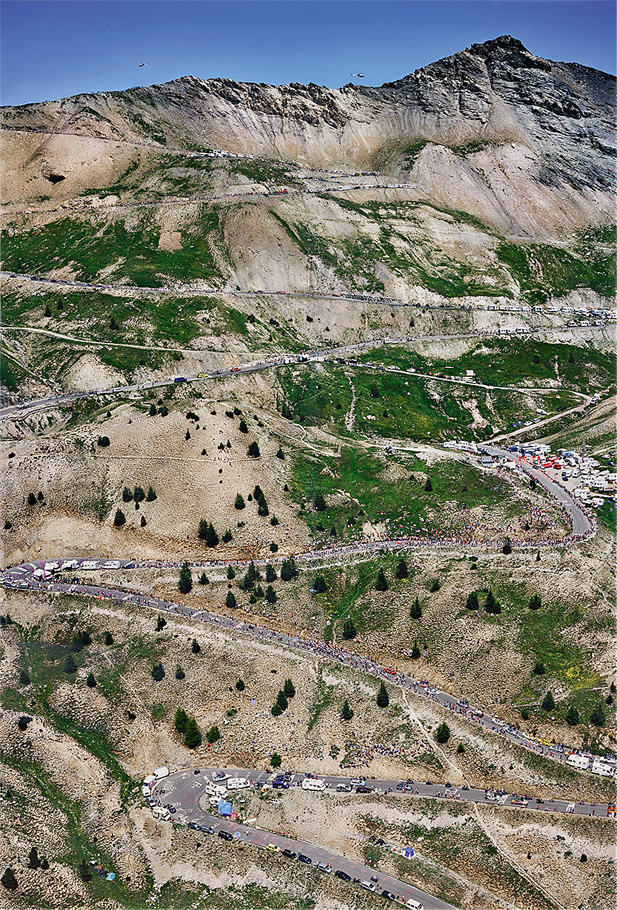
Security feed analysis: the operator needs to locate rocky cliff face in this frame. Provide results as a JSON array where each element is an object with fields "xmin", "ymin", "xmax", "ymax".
[{"xmin": 2, "ymin": 36, "xmax": 615, "ymax": 237}]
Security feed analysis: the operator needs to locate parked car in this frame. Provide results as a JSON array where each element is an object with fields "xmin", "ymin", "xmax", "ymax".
[
  {"xmin": 297, "ymin": 854, "xmax": 312, "ymax": 864},
  {"xmin": 281, "ymin": 849, "xmax": 297, "ymax": 859},
  {"xmin": 335, "ymin": 870, "xmax": 351, "ymax": 881},
  {"xmin": 217, "ymin": 830, "xmax": 233, "ymax": 841}
]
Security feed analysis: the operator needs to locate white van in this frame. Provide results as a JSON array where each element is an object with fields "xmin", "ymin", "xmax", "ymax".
[
  {"xmin": 81, "ymin": 561, "xmax": 98, "ymax": 570},
  {"xmin": 406, "ymin": 901, "xmax": 424, "ymax": 910},
  {"xmin": 301, "ymin": 778, "xmax": 326, "ymax": 792},
  {"xmin": 227, "ymin": 778, "xmax": 250, "ymax": 790},
  {"xmin": 153, "ymin": 767, "xmax": 169, "ymax": 780}
]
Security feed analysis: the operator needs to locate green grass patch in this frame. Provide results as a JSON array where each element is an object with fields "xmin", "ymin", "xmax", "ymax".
[{"xmin": 497, "ymin": 237, "xmax": 615, "ymax": 300}]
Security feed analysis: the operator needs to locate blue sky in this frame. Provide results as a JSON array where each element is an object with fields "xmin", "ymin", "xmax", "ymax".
[{"xmin": 1, "ymin": 1, "xmax": 615, "ymax": 106}]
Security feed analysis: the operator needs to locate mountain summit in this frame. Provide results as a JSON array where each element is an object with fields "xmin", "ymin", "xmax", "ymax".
[{"xmin": 2, "ymin": 36, "xmax": 614, "ymax": 235}]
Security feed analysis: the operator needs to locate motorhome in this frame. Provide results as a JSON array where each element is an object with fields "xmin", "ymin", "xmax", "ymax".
[{"xmin": 301, "ymin": 778, "xmax": 326, "ymax": 792}]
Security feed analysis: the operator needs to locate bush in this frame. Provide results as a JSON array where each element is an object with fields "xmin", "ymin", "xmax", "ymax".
[
  {"xmin": 104, "ymin": 632, "xmax": 114, "ymax": 645},
  {"xmin": 97, "ymin": 436, "xmax": 110, "ymax": 447},
  {"xmin": 198, "ymin": 572, "xmax": 209, "ymax": 585},
  {"xmin": 175, "ymin": 708, "xmax": 188, "ymax": 733},
  {"xmin": 411, "ymin": 641, "xmax": 421, "ymax": 659},
  {"xmin": 342, "ymin": 700, "xmax": 354, "ymax": 721},
  {"xmin": 465, "ymin": 592, "xmax": 479, "ymax": 610},
  {"xmin": 239, "ymin": 418, "xmax": 248, "ymax": 433},
  {"xmin": 122, "ymin": 487, "xmax": 133, "ymax": 502},
  {"xmin": 271, "ymin": 703, "xmax": 282, "ymax": 717},
  {"xmin": 435, "ymin": 722, "xmax": 451, "ymax": 743},
  {"xmin": 175, "ymin": 665, "xmax": 185, "ymax": 680},
  {"xmin": 270, "ymin": 752, "xmax": 282, "ymax": 769},
  {"xmin": 146, "ymin": 486, "xmax": 157, "ymax": 501},
  {"xmin": 179, "ymin": 561, "xmax": 192, "ymax": 594},
  {"xmin": 502, "ymin": 538, "xmax": 512, "ymax": 554},
  {"xmin": 156, "ymin": 615, "xmax": 167, "ymax": 631},
  {"xmin": 484, "ymin": 590, "xmax": 501, "ymax": 614},
  {"xmin": 410, "ymin": 597, "xmax": 422, "ymax": 620},
  {"xmin": 529, "ymin": 594, "xmax": 542, "ymax": 610},
  {"xmin": 19, "ymin": 669, "xmax": 30, "ymax": 685},
  {"xmin": 533, "ymin": 662, "xmax": 546, "ymax": 675},
  {"xmin": 376, "ymin": 682, "xmax": 389, "ymax": 708},
  {"xmin": 27, "ymin": 492, "xmax": 37, "ymax": 506},
  {"xmin": 1, "ymin": 868, "xmax": 18, "ymax": 892},
  {"xmin": 314, "ymin": 492, "xmax": 326, "ymax": 511},
  {"xmin": 227, "ymin": 565, "xmax": 236, "ymax": 580},
  {"xmin": 457, "ymin": 743, "xmax": 465, "ymax": 754},
  {"xmin": 191, "ymin": 638, "xmax": 201, "ymax": 654},
  {"xmin": 86, "ymin": 672, "xmax": 96, "ymax": 688},
  {"xmin": 313, "ymin": 575, "xmax": 327, "ymax": 594},
  {"xmin": 133, "ymin": 486, "xmax": 145, "ymax": 503},
  {"xmin": 282, "ymin": 678, "xmax": 295, "ymax": 699},
  {"xmin": 247, "ymin": 442, "xmax": 260, "ymax": 458},
  {"xmin": 375, "ymin": 569, "xmax": 389, "ymax": 591},
  {"xmin": 234, "ymin": 493, "xmax": 245, "ymax": 510},
  {"xmin": 424, "ymin": 477, "xmax": 433, "ymax": 492},
  {"xmin": 430, "ymin": 578, "xmax": 440, "ymax": 592},
  {"xmin": 236, "ymin": 678, "xmax": 245, "ymax": 692},
  {"xmin": 342, "ymin": 617, "xmax": 357, "ymax": 640},
  {"xmin": 184, "ymin": 717, "xmax": 202, "ymax": 749},
  {"xmin": 395, "ymin": 559, "xmax": 409, "ymax": 579},
  {"xmin": 113, "ymin": 509, "xmax": 126, "ymax": 526},
  {"xmin": 152, "ymin": 662, "xmax": 165, "ymax": 681},
  {"xmin": 64, "ymin": 655, "xmax": 77, "ymax": 674},
  {"xmin": 541, "ymin": 691, "xmax": 555, "ymax": 711},
  {"xmin": 276, "ymin": 447, "xmax": 285, "ymax": 459}
]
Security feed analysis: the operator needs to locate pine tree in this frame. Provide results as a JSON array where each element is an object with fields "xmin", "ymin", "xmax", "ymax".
[
  {"xmin": 226, "ymin": 591, "xmax": 237, "ymax": 609},
  {"xmin": 265, "ymin": 564, "xmax": 277, "ymax": 583},
  {"xmin": 395, "ymin": 559, "xmax": 409, "ymax": 579},
  {"xmin": 140, "ymin": 516, "xmax": 147, "ymax": 527},
  {"xmin": 276, "ymin": 690, "xmax": 288, "ymax": 711},
  {"xmin": 375, "ymin": 569, "xmax": 389, "ymax": 591},
  {"xmin": 436, "ymin": 722, "xmax": 451, "ymax": 743},
  {"xmin": 235, "ymin": 678, "xmax": 245, "ymax": 691},
  {"xmin": 247, "ymin": 442, "xmax": 260, "ymax": 458},
  {"xmin": 314, "ymin": 492, "xmax": 326, "ymax": 511},
  {"xmin": 122, "ymin": 487, "xmax": 133, "ymax": 502},
  {"xmin": 234, "ymin": 493, "xmax": 245, "ymax": 510},
  {"xmin": 411, "ymin": 641, "xmax": 421, "ymax": 659},
  {"xmin": 149, "ymin": 403, "xmax": 157, "ymax": 416},
  {"xmin": 1, "ymin": 867, "xmax": 18, "ymax": 891},
  {"xmin": 184, "ymin": 717, "xmax": 202, "ymax": 749},
  {"xmin": 341, "ymin": 700, "xmax": 354, "ymax": 721},
  {"xmin": 502, "ymin": 538, "xmax": 512, "ymax": 554},
  {"xmin": 313, "ymin": 575, "xmax": 327, "ymax": 594},
  {"xmin": 113, "ymin": 508, "xmax": 126, "ymax": 526},
  {"xmin": 227, "ymin": 565, "xmax": 236, "ymax": 580},
  {"xmin": 174, "ymin": 708, "xmax": 188, "ymax": 733},
  {"xmin": 590, "ymin": 702, "xmax": 606, "ymax": 726},
  {"xmin": 206, "ymin": 725, "xmax": 221, "ymax": 743},
  {"xmin": 283, "ymin": 678, "xmax": 295, "ymax": 698},
  {"xmin": 223, "ymin": 529, "xmax": 233, "ymax": 543},
  {"xmin": 270, "ymin": 752, "xmax": 282, "ymax": 768},
  {"xmin": 465, "ymin": 592, "xmax": 479, "ymax": 610},
  {"xmin": 146, "ymin": 486, "xmax": 157, "ymax": 501},
  {"xmin": 529, "ymin": 594, "xmax": 542, "ymax": 610},
  {"xmin": 566, "ymin": 705, "xmax": 579, "ymax": 726},
  {"xmin": 533, "ymin": 661, "xmax": 546, "ymax": 675},
  {"xmin": 424, "ymin": 477, "xmax": 433, "ymax": 492},
  {"xmin": 205, "ymin": 523, "xmax": 219, "ymax": 547},
  {"xmin": 179, "ymin": 561, "xmax": 192, "ymax": 594},
  {"xmin": 133, "ymin": 486, "xmax": 145, "ymax": 503},
  {"xmin": 376, "ymin": 682, "xmax": 389, "ymax": 708},
  {"xmin": 239, "ymin": 418, "xmax": 248, "ymax": 433},
  {"xmin": 198, "ymin": 518, "xmax": 209, "ymax": 540},
  {"xmin": 484, "ymin": 590, "xmax": 500, "ymax": 614},
  {"xmin": 541, "ymin": 691, "xmax": 555, "ymax": 711},
  {"xmin": 265, "ymin": 585, "xmax": 277, "ymax": 604},
  {"xmin": 198, "ymin": 572, "xmax": 209, "ymax": 585},
  {"xmin": 156, "ymin": 615, "xmax": 167, "ymax": 631},
  {"xmin": 19, "ymin": 669, "xmax": 30, "ymax": 685},
  {"xmin": 104, "ymin": 632, "xmax": 114, "ymax": 645},
  {"xmin": 342, "ymin": 617, "xmax": 357, "ymax": 640},
  {"xmin": 410, "ymin": 597, "xmax": 422, "ymax": 619},
  {"xmin": 276, "ymin": 447, "xmax": 285, "ymax": 459},
  {"xmin": 27, "ymin": 847, "xmax": 41, "ymax": 870},
  {"xmin": 175, "ymin": 665, "xmax": 185, "ymax": 680},
  {"xmin": 86, "ymin": 672, "xmax": 96, "ymax": 688},
  {"xmin": 152, "ymin": 662, "xmax": 165, "ymax": 681},
  {"xmin": 64, "ymin": 655, "xmax": 77, "ymax": 674},
  {"xmin": 271, "ymin": 703, "xmax": 282, "ymax": 717}
]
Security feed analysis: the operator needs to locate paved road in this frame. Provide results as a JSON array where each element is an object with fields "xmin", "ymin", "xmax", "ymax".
[
  {"xmin": 0, "ymin": 316, "xmax": 607, "ymax": 421},
  {"xmin": 153, "ymin": 768, "xmax": 452, "ymax": 909}
]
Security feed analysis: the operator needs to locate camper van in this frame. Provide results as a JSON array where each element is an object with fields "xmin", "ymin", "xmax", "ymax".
[
  {"xmin": 301, "ymin": 778, "xmax": 326, "ymax": 792},
  {"xmin": 227, "ymin": 777, "xmax": 250, "ymax": 791},
  {"xmin": 152, "ymin": 806, "xmax": 171, "ymax": 820}
]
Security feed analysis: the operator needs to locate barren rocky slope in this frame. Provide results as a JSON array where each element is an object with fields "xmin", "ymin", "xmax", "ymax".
[{"xmin": 2, "ymin": 36, "xmax": 615, "ymax": 237}]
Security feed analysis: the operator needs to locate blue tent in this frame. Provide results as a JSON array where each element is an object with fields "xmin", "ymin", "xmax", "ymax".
[
  {"xmin": 218, "ymin": 799, "xmax": 233, "ymax": 816},
  {"xmin": 402, "ymin": 846, "xmax": 415, "ymax": 859}
]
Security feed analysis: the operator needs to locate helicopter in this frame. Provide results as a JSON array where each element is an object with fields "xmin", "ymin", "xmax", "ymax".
[
  {"xmin": 139, "ymin": 63, "xmax": 149, "ymax": 68},
  {"xmin": 351, "ymin": 73, "xmax": 364, "ymax": 77}
]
